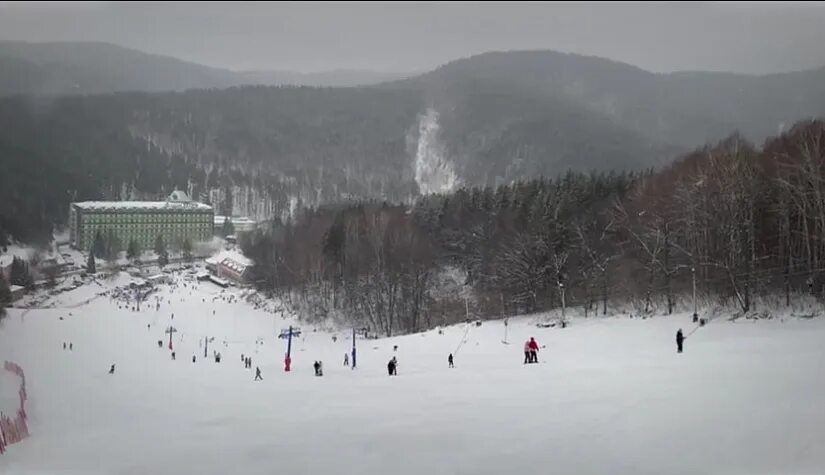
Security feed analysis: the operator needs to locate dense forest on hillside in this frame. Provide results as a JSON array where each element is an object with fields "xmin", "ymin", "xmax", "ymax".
[
  {"xmin": 241, "ymin": 120, "xmax": 825, "ymax": 335},
  {"xmin": 2, "ymin": 48, "xmax": 825, "ymax": 250},
  {"xmin": 0, "ymin": 81, "xmax": 664, "ymax": 246}
]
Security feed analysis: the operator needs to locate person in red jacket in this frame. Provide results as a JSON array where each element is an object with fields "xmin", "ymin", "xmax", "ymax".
[{"xmin": 528, "ymin": 337, "xmax": 539, "ymax": 363}]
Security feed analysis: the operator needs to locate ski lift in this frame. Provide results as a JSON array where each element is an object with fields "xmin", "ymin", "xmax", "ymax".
[{"xmin": 278, "ymin": 327, "xmax": 302, "ymax": 339}]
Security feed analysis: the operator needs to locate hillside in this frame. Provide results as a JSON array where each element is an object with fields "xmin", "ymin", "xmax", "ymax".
[
  {"xmin": 0, "ymin": 41, "xmax": 408, "ymax": 95},
  {"xmin": 1, "ymin": 270, "xmax": 824, "ymax": 473},
  {"xmin": 2, "ymin": 47, "xmax": 825, "ymax": 244},
  {"xmin": 396, "ymin": 50, "xmax": 825, "ymax": 148}
]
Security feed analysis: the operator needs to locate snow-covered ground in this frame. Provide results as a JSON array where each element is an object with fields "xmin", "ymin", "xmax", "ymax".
[
  {"xmin": 0, "ymin": 367, "xmax": 19, "ymax": 418},
  {"xmin": 1, "ymin": 273, "xmax": 825, "ymax": 475}
]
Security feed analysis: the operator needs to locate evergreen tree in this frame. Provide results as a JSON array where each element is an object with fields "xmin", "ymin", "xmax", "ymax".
[
  {"xmin": 44, "ymin": 266, "xmax": 58, "ymax": 288},
  {"xmin": 127, "ymin": 239, "xmax": 141, "ymax": 262},
  {"xmin": 86, "ymin": 252, "xmax": 96, "ymax": 274},
  {"xmin": 93, "ymin": 230, "xmax": 106, "ymax": 259},
  {"xmin": 104, "ymin": 229, "xmax": 120, "ymax": 262},
  {"xmin": 154, "ymin": 235, "xmax": 169, "ymax": 267},
  {"xmin": 154, "ymin": 235, "xmax": 166, "ymax": 256},
  {"xmin": 10, "ymin": 257, "xmax": 34, "ymax": 290},
  {"xmin": 158, "ymin": 249, "xmax": 169, "ymax": 268},
  {"xmin": 0, "ymin": 273, "xmax": 11, "ymax": 305},
  {"xmin": 221, "ymin": 217, "xmax": 235, "ymax": 238},
  {"xmin": 182, "ymin": 238, "xmax": 193, "ymax": 261}
]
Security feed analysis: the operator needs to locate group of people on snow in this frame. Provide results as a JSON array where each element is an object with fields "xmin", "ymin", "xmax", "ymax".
[{"xmin": 523, "ymin": 337, "xmax": 540, "ymax": 364}]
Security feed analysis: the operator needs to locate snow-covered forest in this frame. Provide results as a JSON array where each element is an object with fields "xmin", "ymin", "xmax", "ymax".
[{"xmin": 241, "ymin": 120, "xmax": 825, "ymax": 334}]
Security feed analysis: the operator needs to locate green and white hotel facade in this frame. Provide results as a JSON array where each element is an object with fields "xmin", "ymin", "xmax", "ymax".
[{"xmin": 69, "ymin": 191, "xmax": 214, "ymax": 251}]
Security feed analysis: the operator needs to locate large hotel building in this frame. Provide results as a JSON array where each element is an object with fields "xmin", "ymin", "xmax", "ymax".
[{"xmin": 69, "ymin": 191, "xmax": 214, "ymax": 251}]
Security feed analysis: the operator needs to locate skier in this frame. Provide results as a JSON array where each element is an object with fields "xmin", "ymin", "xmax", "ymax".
[
  {"xmin": 528, "ymin": 337, "xmax": 539, "ymax": 363},
  {"xmin": 215, "ymin": 353, "xmax": 221, "ymax": 363},
  {"xmin": 318, "ymin": 361, "xmax": 323, "ymax": 376},
  {"xmin": 63, "ymin": 342, "xmax": 67, "ymax": 350},
  {"xmin": 448, "ymin": 353, "xmax": 454, "ymax": 368},
  {"xmin": 313, "ymin": 361, "xmax": 321, "ymax": 376},
  {"xmin": 241, "ymin": 353, "xmax": 245, "ymax": 363},
  {"xmin": 192, "ymin": 355, "xmax": 196, "ymax": 363},
  {"xmin": 69, "ymin": 342, "xmax": 73, "ymax": 351},
  {"xmin": 676, "ymin": 329, "xmax": 685, "ymax": 353},
  {"xmin": 171, "ymin": 352, "xmax": 176, "ymax": 360},
  {"xmin": 387, "ymin": 357, "xmax": 398, "ymax": 376},
  {"xmin": 343, "ymin": 353, "xmax": 349, "ymax": 367},
  {"xmin": 108, "ymin": 364, "xmax": 115, "ymax": 374},
  {"xmin": 254, "ymin": 366, "xmax": 263, "ymax": 381},
  {"xmin": 158, "ymin": 340, "xmax": 163, "ymax": 348},
  {"xmin": 523, "ymin": 339, "xmax": 531, "ymax": 364}
]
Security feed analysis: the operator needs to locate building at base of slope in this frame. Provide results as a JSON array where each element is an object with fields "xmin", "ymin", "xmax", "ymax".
[
  {"xmin": 9, "ymin": 285, "xmax": 26, "ymax": 302},
  {"xmin": 205, "ymin": 249, "xmax": 254, "ymax": 285},
  {"xmin": 69, "ymin": 191, "xmax": 214, "ymax": 252},
  {"xmin": 213, "ymin": 216, "xmax": 258, "ymax": 235}
]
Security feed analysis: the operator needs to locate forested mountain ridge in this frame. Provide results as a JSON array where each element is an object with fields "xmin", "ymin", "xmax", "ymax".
[
  {"xmin": 240, "ymin": 120, "xmax": 825, "ymax": 333},
  {"xmin": 391, "ymin": 50, "xmax": 825, "ymax": 148},
  {"xmin": 1, "ymin": 46, "xmax": 825, "ymax": 246},
  {"xmin": 0, "ymin": 82, "xmax": 669, "ymax": 245},
  {"xmin": 0, "ymin": 41, "xmax": 409, "ymax": 95}
]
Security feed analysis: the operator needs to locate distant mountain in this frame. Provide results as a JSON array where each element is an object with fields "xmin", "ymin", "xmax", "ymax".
[
  {"xmin": 389, "ymin": 50, "xmax": 825, "ymax": 149},
  {"xmin": 1, "ymin": 47, "xmax": 825, "ymax": 245},
  {"xmin": 235, "ymin": 69, "xmax": 415, "ymax": 88},
  {"xmin": 0, "ymin": 41, "xmax": 411, "ymax": 95}
]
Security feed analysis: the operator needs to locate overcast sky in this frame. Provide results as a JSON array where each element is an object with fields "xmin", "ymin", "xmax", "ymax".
[{"xmin": 1, "ymin": 1, "xmax": 824, "ymax": 74}]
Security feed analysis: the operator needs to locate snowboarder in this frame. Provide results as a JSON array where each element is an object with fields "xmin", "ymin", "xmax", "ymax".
[
  {"xmin": 254, "ymin": 367, "xmax": 263, "ymax": 381},
  {"xmin": 523, "ymin": 339, "xmax": 531, "ymax": 364},
  {"xmin": 676, "ymin": 329, "xmax": 684, "ymax": 353},
  {"xmin": 448, "ymin": 353, "xmax": 454, "ymax": 368},
  {"xmin": 528, "ymin": 337, "xmax": 539, "ymax": 363},
  {"xmin": 387, "ymin": 357, "xmax": 397, "ymax": 376},
  {"xmin": 171, "ymin": 352, "xmax": 176, "ymax": 360},
  {"xmin": 108, "ymin": 364, "xmax": 115, "ymax": 374},
  {"xmin": 343, "ymin": 353, "xmax": 349, "ymax": 367}
]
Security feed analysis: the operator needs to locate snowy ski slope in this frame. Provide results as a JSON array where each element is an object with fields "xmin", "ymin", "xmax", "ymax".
[{"xmin": 1, "ymin": 272, "xmax": 824, "ymax": 475}]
